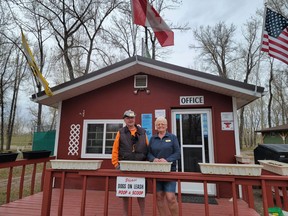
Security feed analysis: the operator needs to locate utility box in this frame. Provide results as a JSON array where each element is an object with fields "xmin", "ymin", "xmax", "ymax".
[{"xmin": 254, "ymin": 144, "xmax": 288, "ymax": 164}]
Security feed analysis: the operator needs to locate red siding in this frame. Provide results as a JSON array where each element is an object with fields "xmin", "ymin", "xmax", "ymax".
[
  {"xmin": 57, "ymin": 74, "xmax": 236, "ymax": 197},
  {"xmin": 59, "ymin": 75, "xmax": 235, "ymax": 159}
]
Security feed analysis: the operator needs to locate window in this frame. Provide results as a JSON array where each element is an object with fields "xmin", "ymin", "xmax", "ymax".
[{"xmin": 81, "ymin": 120, "xmax": 124, "ymax": 158}]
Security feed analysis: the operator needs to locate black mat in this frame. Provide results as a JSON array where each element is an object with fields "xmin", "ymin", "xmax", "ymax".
[{"xmin": 177, "ymin": 194, "xmax": 218, "ymax": 205}]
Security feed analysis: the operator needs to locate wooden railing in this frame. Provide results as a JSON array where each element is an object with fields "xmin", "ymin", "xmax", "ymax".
[
  {"xmin": 41, "ymin": 168, "xmax": 288, "ymax": 216},
  {"xmin": 0, "ymin": 156, "xmax": 55, "ymax": 204}
]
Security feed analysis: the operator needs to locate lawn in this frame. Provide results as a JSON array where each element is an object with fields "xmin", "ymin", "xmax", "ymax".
[
  {"xmin": 0, "ymin": 133, "xmax": 44, "ymax": 205},
  {"xmin": 10, "ymin": 133, "xmax": 33, "ymax": 151}
]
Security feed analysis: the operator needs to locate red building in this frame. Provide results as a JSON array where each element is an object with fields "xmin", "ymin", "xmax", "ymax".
[{"xmin": 32, "ymin": 56, "xmax": 264, "ymax": 197}]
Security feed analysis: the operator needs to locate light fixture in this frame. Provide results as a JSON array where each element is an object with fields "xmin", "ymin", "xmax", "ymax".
[{"xmin": 133, "ymin": 88, "xmax": 150, "ymax": 95}]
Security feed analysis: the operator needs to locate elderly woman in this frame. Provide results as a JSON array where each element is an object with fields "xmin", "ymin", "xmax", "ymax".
[{"xmin": 147, "ymin": 116, "xmax": 181, "ymax": 216}]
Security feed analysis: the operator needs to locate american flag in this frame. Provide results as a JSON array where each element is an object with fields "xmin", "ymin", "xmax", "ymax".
[{"xmin": 261, "ymin": 7, "xmax": 288, "ymax": 64}]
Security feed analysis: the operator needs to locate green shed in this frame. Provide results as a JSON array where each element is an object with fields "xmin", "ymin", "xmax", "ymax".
[{"xmin": 255, "ymin": 124, "xmax": 288, "ymax": 144}]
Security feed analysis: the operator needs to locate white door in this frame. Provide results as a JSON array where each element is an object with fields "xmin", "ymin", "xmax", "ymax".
[{"xmin": 172, "ymin": 109, "xmax": 216, "ymax": 195}]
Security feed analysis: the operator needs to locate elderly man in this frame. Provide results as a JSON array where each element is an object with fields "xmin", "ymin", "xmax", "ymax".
[{"xmin": 112, "ymin": 109, "xmax": 148, "ymax": 216}]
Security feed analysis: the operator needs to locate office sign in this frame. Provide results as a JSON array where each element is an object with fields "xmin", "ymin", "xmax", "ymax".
[{"xmin": 180, "ymin": 96, "xmax": 204, "ymax": 105}]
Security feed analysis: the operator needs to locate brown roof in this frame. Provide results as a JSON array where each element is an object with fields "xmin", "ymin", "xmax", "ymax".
[
  {"xmin": 31, "ymin": 55, "xmax": 265, "ymax": 108},
  {"xmin": 255, "ymin": 124, "xmax": 288, "ymax": 132}
]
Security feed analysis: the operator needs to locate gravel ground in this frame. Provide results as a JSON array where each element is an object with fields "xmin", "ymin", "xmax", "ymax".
[
  {"xmin": 253, "ymin": 188, "xmax": 264, "ymax": 216},
  {"xmin": 242, "ymin": 150, "xmax": 288, "ymax": 216},
  {"xmin": 241, "ymin": 150, "xmax": 263, "ymax": 215}
]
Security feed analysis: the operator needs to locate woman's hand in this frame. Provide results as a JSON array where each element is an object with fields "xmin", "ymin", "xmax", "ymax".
[{"xmin": 153, "ymin": 158, "xmax": 167, "ymax": 162}]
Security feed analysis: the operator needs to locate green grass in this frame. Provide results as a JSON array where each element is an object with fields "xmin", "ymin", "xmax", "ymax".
[
  {"xmin": 1, "ymin": 133, "xmax": 33, "ymax": 153},
  {"xmin": 11, "ymin": 133, "xmax": 33, "ymax": 150}
]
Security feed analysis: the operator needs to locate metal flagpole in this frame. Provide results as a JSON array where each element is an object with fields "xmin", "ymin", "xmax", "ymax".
[
  {"xmin": 254, "ymin": 1, "xmax": 268, "ymax": 94},
  {"xmin": 130, "ymin": 0, "xmax": 138, "ymax": 59},
  {"xmin": 141, "ymin": 38, "xmax": 145, "ymax": 56}
]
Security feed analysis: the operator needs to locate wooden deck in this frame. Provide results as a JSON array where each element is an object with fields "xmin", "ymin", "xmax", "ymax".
[{"xmin": 0, "ymin": 189, "xmax": 259, "ymax": 216}]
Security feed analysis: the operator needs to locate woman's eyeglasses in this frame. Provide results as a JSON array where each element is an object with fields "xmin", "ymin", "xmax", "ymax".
[{"xmin": 156, "ymin": 123, "xmax": 167, "ymax": 126}]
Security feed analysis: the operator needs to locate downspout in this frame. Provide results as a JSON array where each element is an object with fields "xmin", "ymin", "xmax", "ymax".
[
  {"xmin": 54, "ymin": 101, "xmax": 62, "ymax": 158},
  {"xmin": 233, "ymin": 97, "xmax": 242, "ymax": 199},
  {"xmin": 232, "ymin": 97, "xmax": 241, "ymax": 155}
]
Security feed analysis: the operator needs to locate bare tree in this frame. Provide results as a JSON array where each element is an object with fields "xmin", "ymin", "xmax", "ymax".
[
  {"xmin": 6, "ymin": 50, "xmax": 26, "ymax": 150},
  {"xmin": 5, "ymin": 0, "xmax": 52, "ymax": 132},
  {"xmin": 101, "ymin": 0, "xmax": 189, "ymax": 60},
  {"xmin": 269, "ymin": 0, "xmax": 288, "ymax": 16},
  {"xmin": 267, "ymin": 59, "xmax": 274, "ymax": 128},
  {"xmin": 147, "ymin": 0, "xmax": 189, "ymax": 59},
  {"xmin": 34, "ymin": 0, "xmax": 120, "ymax": 80},
  {"xmin": 0, "ymin": 44, "xmax": 14, "ymax": 151},
  {"xmin": 10, "ymin": 0, "xmax": 120, "ymax": 80},
  {"xmin": 100, "ymin": 2, "xmax": 139, "ymax": 59},
  {"xmin": 0, "ymin": 2, "xmax": 28, "ymax": 151},
  {"xmin": 237, "ymin": 16, "xmax": 262, "ymax": 148},
  {"xmin": 259, "ymin": 0, "xmax": 288, "ymax": 130},
  {"xmin": 0, "ymin": 40, "xmax": 27, "ymax": 150},
  {"xmin": 191, "ymin": 22, "xmax": 237, "ymax": 78},
  {"xmin": 269, "ymin": 67, "xmax": 288, "ymax": 126}
]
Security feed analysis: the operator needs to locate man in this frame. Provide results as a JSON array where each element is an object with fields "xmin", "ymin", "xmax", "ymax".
[{"xmin": 112, "ymin": 109, "xmax": 148, "ymax": 216}]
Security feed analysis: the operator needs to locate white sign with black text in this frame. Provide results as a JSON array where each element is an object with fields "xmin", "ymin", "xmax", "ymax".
[
  {"xmin": 180, "ymin": 96, "xmax": 204, "ymax": 105},
  {"xmin": 116, "ymin": 176, "xmax": 146, "ymax": 197}
]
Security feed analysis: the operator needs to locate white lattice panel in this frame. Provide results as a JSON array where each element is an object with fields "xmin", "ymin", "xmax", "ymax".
[{"xmin": 68, "ymin": 124, "xmax": 80, "ymax": 155}]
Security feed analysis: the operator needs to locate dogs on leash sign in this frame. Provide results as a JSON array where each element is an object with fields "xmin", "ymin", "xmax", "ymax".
[{"xmin": 116, "ymin": 176, "xmax": 146, "ymax": 197}]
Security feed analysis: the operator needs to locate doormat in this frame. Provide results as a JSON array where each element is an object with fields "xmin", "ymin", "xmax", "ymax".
[{"xmin": 177, "ymin": 194, "xmax": 218, "ymax": 205}]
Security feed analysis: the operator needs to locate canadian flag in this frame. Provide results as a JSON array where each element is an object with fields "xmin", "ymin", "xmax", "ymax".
[{"xmin": 132, "ymin": 0, "xmax": 174, "ymax": 47}]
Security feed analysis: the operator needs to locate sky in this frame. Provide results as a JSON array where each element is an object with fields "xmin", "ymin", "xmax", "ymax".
[{"xmin": 164, "ymin": 0, "xmax": 265, "ymax": 68}]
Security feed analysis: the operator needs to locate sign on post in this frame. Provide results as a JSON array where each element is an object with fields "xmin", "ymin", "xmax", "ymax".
[{"xmin": 116, "ymin": 176, "xmax": 146, "ymax": 197}]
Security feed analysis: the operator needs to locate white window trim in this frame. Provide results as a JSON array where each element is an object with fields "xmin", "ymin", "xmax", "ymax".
[{"xmin": 81, "ymin": 119, "xmax": 124, "ymax": 159}]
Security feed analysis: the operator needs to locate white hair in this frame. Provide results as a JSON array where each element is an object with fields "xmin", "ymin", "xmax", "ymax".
[{"xmin": 155, "ymin": 116, "xmax": 167, "ymax": 125}]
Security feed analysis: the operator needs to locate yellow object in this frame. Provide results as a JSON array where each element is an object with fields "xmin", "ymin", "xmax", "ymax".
[{"xmin": 21, "ymin": 30, "xmax": 53, "ymax": 96}]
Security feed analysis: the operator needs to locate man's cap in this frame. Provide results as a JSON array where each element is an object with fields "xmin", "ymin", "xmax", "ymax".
[{"xmin": 123, "ymin": 110, "xmax": 136, "ymax": 118}]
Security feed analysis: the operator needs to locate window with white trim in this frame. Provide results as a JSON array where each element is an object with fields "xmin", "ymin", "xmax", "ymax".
[{"xmin": 81, "ymin": 120, "xmax": 124, "ymax": 158}]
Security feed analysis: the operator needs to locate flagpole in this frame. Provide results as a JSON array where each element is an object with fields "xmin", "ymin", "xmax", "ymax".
[
  {"xmin": 254, "ymin": 1, "xmax": 268, "ymax": 94},
  {"xmin": 141, "ymin": 38, "xmax": 145, "ymax": 56},
  {"xmin": 145, "ymin": 26, "xmax": 149, "ymax": 57},
  {"xmin": 130, "ymin": 0, "xmax": 138, "ymax": 58}
]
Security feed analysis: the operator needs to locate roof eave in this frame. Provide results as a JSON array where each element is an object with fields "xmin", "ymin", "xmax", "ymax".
[{"xmin": 31, "ymin": 56, "xmax": 264, "ymax": 109}]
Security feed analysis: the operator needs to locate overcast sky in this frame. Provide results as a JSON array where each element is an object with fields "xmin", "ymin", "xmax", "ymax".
[{"xmin": 164, "ymin": 0, "xmax": 265, "ymax": 68}]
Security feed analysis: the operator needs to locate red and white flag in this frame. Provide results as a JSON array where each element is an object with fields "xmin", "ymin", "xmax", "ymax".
[
  {"xmin": 132, "ymin": 0, "xmax": 174, "ymax": 47},
  {"xmin": 261, "ymin": 7, "xmax": 288, "ymax": 64}
]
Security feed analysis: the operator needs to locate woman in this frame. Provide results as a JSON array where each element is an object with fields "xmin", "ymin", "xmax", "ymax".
[{"xmin": 147, "ymin": 116, "xmax": 181, "ymax": 216}]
